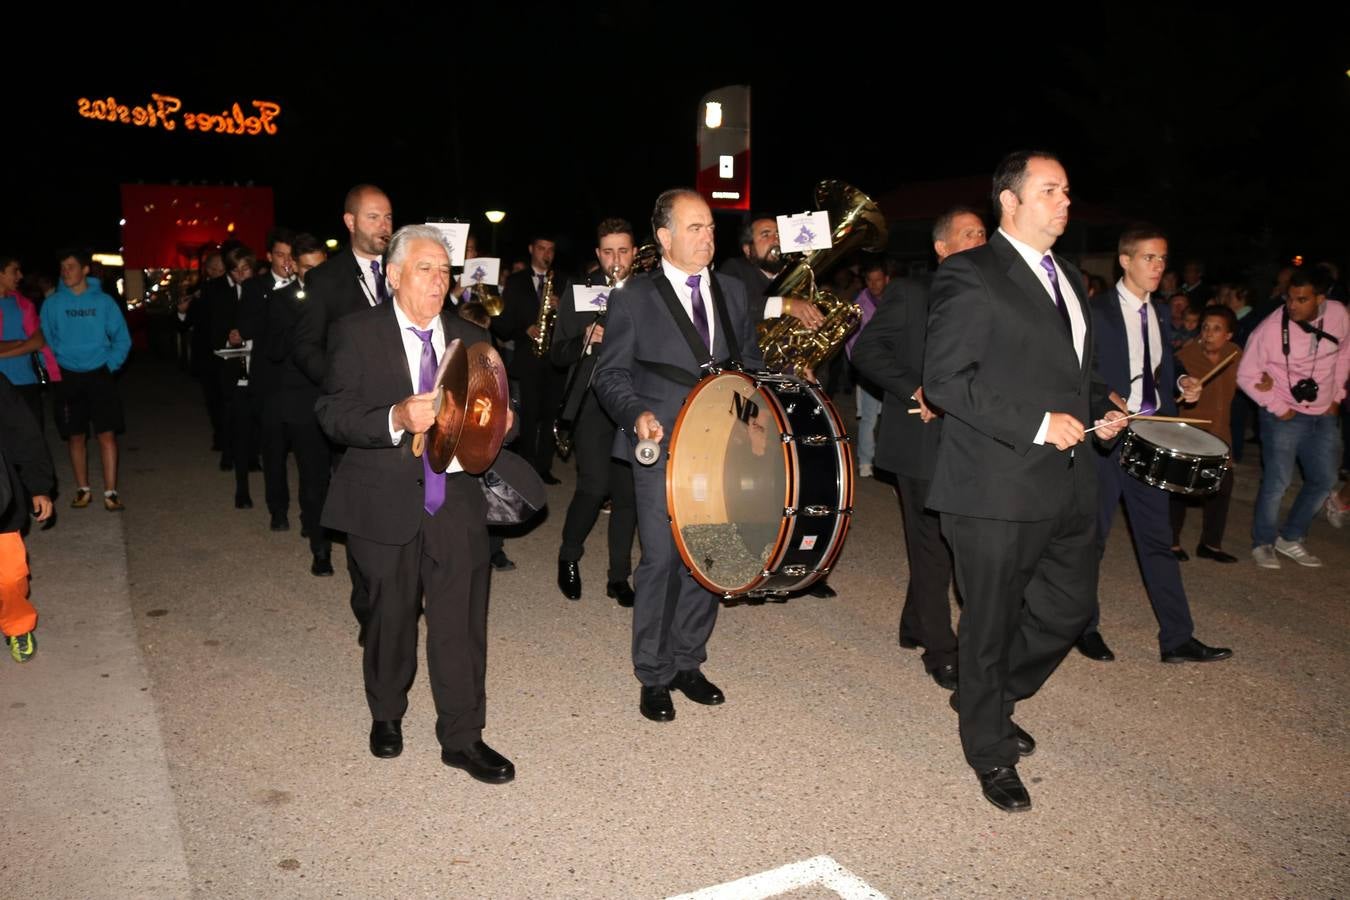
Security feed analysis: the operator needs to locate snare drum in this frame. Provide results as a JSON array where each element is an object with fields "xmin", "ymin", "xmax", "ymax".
[
  {"xmin": 666, "ymin": 371, "xmax": 853, "ymax": 597},
  {"xmin": 1118, "ymin": 420, "xmax": 1230, "ymax": 496}
]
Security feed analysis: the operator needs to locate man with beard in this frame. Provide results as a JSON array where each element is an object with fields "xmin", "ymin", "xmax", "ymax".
[
  {"xmin": 293, "ymin": 184, "xmax": 394, "ymax": 641},
  {"xmin": 720, "ymin": 216, "xmax": 824, "ymax": 329}
]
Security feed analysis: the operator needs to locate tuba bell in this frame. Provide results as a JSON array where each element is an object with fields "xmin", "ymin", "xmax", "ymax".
[{"xmin": 756, "ymin": 180, "xmax": 888, "ymax": 374}]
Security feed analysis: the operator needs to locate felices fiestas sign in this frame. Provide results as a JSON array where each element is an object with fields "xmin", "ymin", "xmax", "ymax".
[{"xmin": 76, "ymin": 93, "xmax": 281, "ymax": 136}]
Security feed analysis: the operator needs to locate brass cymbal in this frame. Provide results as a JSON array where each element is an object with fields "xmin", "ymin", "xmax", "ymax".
[
  {"xmin": 425, "ymin": 339, "xmax": 468, "ymax": 474},
  {"xmin": 454, "ymin": 341, "xmax": 510, "ymax": 475}
]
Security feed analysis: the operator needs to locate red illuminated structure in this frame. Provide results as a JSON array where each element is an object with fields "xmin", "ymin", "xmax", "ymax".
[
  {"xmin": 120, "ymin": 184, "xmax": 274, "ymax": 269},
  {"xmin": 696, "ymin": 86, "xmax": 750, "ymax": 212}
]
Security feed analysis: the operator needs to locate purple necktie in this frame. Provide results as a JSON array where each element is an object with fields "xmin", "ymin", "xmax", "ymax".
[
  {"xmin": 1138, "ymin": 303, "xmax": 1158, "ymax": 415},
  {"xmin": 685, "ymin": 274, "xmax": 711, "ymax": 352},
  {"xmin": 1039, "ymin": 255, "xmax": 1072, "ymax": 335},
  {"xmin": 371, "ymin": 259, "xmax": 389, "ymax": 304},
  {"xmin": 408, "ymin": 326, "xmax": 444, "ymax": 515}
]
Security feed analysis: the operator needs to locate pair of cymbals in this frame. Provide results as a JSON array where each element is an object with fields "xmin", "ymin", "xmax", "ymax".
[{"xmin": 414, "ymin": 339, "xmax": 509, "ymax": 475}]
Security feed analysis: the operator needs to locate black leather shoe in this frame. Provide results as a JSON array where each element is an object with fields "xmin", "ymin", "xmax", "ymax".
[
  {"xmin": 540, "ymin": 471, "xmax": 562, "ymax": 485},
  {"xmin": 606, "ymin": 580, "xmax": 635, "ymax": 608},
  {"xmin": 369, "ymin": 719, "xmax": 402, "ymax": 758},
  {"xmin": 441, "ymin": 740, "xmax": 515, "ymax": 784},
  {"xmin": 930, "ymin": 663, "xmax": 959, "ymax": 691},
  {"xmin": 807, "ymin": 581, "xmax": 837, "ymax": 598},
  {"xmin": 978, "ymin": 766, "xmax": 1031, "ymax": 812},
  {"xmin": 248, "ymin": 457, "xmax": 263, "ymax": 472},
  {"xmin": 311, "ymin": 553, "xmax": 334, "ymax": 576},
  {"xmin": 1172, "ymin": 546, "xmax": 1190, "ymax": 561},
  {"xmin": 670, "ymin": 669, "xmax": 724, "ymax": 705},
  {"xmin": 640, "ymin": 685, "xmax": 675, "ymax": 722},
  {"xmin": 300, "ymin": 526, "xmax": 310, "ymax": 539},
  {"xmin": 898, "ymin": 633, "xmax": 922, "ymax": 649},
  {"xmin": 1161, "ymin": 637, "xmax": 1233, "ymax": 664},
  {"xmin": 1195, "ymin": 544, "xmax": 1238, "ymax": 564},
  {"xmin": 1076, "ymin": 631, "xmax": 1115, "ymax": 661},
  {"xmin": 270, "ymin": 513, "xmax": 289, "ymax": 532},
  {"xmin": 234, "ymin": 494, "xmax": 253, "ymax": 510},
  {"xmin": 557, "ymin": 560, "xmax": 582, "ymax": 600},
  {"xmin": 490, "ymin": 550, "xmax": 515, "ymax": 571}
]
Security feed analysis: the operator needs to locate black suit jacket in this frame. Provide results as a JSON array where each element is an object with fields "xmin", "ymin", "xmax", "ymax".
[
  {"xmin": 593, "ymin": 267, "xmax": 763, "ymax": 459},
  {"xmin": 293, "ymin": 248, "xmax": 376, "ymax": 386},
  {"xmin": 265, "ymin": 280, "xmax": 322, "ymax": 423},
  {"xmin": 852, "ymin": 277, "xmax": 943, "ymax": 481},
  {"xmin": 204, "ymin": 276, "xmax": 249, "ymax": 388},
  {"xmin": 492, "ymin": 268, "xmax": 571, "ymax": 377},
  {"xmin": 923, "ymin": 232, "xmax": 1113, "ymax": 522},
  {"xmin": 550, "ymin": 269, "xmax": 614, "ymax": 427},
  {"xmin": 1090, "ymin": 287, "xmax": 1179, "ymax": 419},
  {"xmin": 237, "ymin": 275, "xmax": 289, "ymax": 397},
  {"xmin": 316, "ymin": 302, "xmax": 493, "ymax": 546},
  {"xmin": 718, "ymin": 256, "xmax": 773, "ymax": 322}
]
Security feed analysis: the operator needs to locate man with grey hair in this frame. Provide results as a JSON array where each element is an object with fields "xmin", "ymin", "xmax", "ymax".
[
  {"xmin": 318, "ymin": 224, "xmax": 517, "ymax": 783},
  {"xmin": 594, "ymin": 188, "xmax": 763, "ymax": 723}
]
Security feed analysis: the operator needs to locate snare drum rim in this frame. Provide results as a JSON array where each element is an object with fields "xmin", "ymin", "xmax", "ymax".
[
  {"xmin": 666, "ymin": 370, "xmax": 797, "ymax": 597},
  {"xmin": 1120, "ymin": 428, "xmax": 1231, "ymax": 497}
]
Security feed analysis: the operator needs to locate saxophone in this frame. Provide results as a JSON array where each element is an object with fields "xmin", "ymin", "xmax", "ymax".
[
  {"xmin": 531, "ymin": 270, "xmax": 557, "ymax": 358},
  {"xmin": 756, "ymin": 180, "xmax": 888, "ymax": 374}
]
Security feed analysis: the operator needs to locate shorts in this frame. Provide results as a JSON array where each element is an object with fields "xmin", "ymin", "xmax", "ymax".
[{"xmin": 53, "ymin": 367, "xmax": 124, "ymax": 438}]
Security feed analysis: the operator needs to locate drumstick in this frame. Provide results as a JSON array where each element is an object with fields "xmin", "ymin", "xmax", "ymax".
[
  {"xmin": 1175, "ymin": 349, "xmax": 1239, "ymax": 401},
  {"xmin": 1135, "ymin": 415, "xmax": 1212, "ymax": 425},
  {"xmin": 1084, "ymin": 409, "xmax": 1148, "ymax": 434},
  {"xmin": 907, "ymin": 407, "xmax": 922, "ymax": 414}
]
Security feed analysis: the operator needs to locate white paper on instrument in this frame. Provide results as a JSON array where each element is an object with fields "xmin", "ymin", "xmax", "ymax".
[
  {"xmin": 572, "ymin": 285, "xmax": 610, "ymax": 313},
  {"xmin": 777, "ymin": 211, "xmax": 833, "ymax": 252},
  {"xmin": 424, "ymin": 222, "xmax": 471, "ymax": 266},
  {"xmin": 214, "ymin": 341, "xmax": 251, "ymax": 360},
  {"xmin": 459, "ymin": 257, "xmax": 500, "ymax": 288}
]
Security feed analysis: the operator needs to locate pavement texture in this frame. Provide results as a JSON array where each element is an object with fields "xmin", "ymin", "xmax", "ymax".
[{"xmin": 4, "ymin": 357, "xmax": 1347, "ymax": 899}]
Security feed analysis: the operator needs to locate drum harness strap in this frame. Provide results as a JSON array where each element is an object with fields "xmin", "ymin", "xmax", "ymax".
[{"xmin": 637, "ymin": 271, "xmax": 743, "ymax": 388}]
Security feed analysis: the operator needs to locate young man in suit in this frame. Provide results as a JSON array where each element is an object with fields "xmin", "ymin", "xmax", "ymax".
[
  {"xmin": 593, "ymin": 189, "xmax": 763, "ymax": 723},
  {"xmin": 317, "ymin": 225, "xmax": 515, "ymax": 783},
  {"xmin": 851, "ymin": 205, "xmax": 987, "ymax": 692},
  {"xmin": 1076, "ymin": 226, "xmax": 1232, "ymax": 666},
  {"xmin": 923, "ymin": 151, "xmax": 1128, "ymax": 812},
  {"xmin": 292, "ymin": 185, "xmax": 393, "ymax": 639},
  {"xmin": 550, "ymin": 218, "xmax": 638, "ymax": 606}
]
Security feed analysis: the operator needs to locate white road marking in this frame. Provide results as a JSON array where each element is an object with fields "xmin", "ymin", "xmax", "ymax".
[{"xmin": 667, "ymin": 854, "xmax": 888, "ymax": 900}]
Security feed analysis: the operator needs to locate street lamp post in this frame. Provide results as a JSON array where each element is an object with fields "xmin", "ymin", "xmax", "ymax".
[{"xmin": 485, "ymin": 210, "xmax": 506, "ymax": 256}]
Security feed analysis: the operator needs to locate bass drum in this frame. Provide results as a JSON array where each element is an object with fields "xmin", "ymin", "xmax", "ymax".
[{"xmin": 666, "ymin": 371, "xmax": 853, "ymax": 597}]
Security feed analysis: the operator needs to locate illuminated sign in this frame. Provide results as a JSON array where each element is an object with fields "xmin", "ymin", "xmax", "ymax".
[{"xmin": 76, "ymin": 93, "xmax": 281, "ymax": 136}]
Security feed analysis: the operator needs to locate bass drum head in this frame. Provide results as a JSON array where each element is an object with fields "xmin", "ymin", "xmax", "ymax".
[{"xmin": 667, "ymin": 372, "xmax": 790, "ymax": 595}]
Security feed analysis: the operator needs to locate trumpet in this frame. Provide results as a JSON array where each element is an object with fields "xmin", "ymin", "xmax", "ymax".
[{"xmin": 531, "ymin": 270, "xmax": 558, "ymax": 358}]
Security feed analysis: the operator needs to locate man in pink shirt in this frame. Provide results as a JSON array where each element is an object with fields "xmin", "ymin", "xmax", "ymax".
[{"xmin": 1237, "ymin": 269, "xmax": 1349, "ymax": 568}]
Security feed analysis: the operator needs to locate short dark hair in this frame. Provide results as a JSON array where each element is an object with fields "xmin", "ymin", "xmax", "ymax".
[
  {"xmin": 266, "ymin": 227, "xmax": 296, "ymax": 253},
  {"xmin": 991, "ymin": 150, "xmax": 1060, "ymax": 215},
  {"xmin": 526, "ymin": 232, "xmax": 557, "ymax": 247},
  {"xmin": 1289, "ymin": 268, "xmax": 1328, "ymax": 294},
  {"xmin": 596, "ymin": 217, "xmax": 634, "ymax": 243},
  {"xmin": 57, "ymin": 247, "xmax": 93, "ymax": 269},
  {"xmin": 740, "ymin": 214, "xmax": 775, "ymax": 247},
  {"xmin": 1118, "ymin": 224, "xmax": 1167, "ymax": 257},
  {"xmin": 343, "ymin": 184, "xmax": 386, "ymax": 215},
  {"xmin": 1200, "ymin": 304, "xmax": 1237, "ymax": 335},
  {"xmin": 651, "ymin": 188, "xmax": 702, "ymax": 241},
  {"xmin": 291, "ymin": 232, "xmax": 325, "ymax": 258},
  {"xmin": 0, "ymin": 252, "xmax": 18, "ymax": 270},
  {"xmin": 862, "ymin": 258, "xmax": 887, "ymax": 277},
  {"xmin": 931, "ymin": 205, "xmax": 983, "ymax": 245},
  {"xmin": 224, "ymin": 244, "xmax": 256, "ymax": 272}
]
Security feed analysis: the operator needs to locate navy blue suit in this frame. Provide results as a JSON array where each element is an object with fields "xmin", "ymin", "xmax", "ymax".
[{"xmin": 1088, "ymin": 287, "xmax": 1195, "ymax": 651}]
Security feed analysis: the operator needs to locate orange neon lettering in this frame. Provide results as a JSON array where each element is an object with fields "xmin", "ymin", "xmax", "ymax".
[{"xmin": 74, "ymin": 91, "xmax": 277, "ymax": 136}]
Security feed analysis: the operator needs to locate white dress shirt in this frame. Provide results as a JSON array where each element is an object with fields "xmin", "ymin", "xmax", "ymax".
[
  {"xmin": 1115, "ymin": 278, "xmax": 1164, "ymax": 413},
  {"xmin": 387, "ymin": 304, "xmax": 462, "ymax": 473},
  {"xmin": 997, "ymin": 229, "xmax": 1087, "ymax": 445},
  {"xmin": 660, "ymin": 257, "xmax": 716, "ymax": 352},
  {"xmin": 354, "ymin": 250, "xmax": 382, "ymax": 307}
]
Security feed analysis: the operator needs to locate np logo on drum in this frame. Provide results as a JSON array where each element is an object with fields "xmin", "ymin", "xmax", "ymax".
[{"xmin": 731, "ymin": 391, "xmax": 759, "ymax": 424}]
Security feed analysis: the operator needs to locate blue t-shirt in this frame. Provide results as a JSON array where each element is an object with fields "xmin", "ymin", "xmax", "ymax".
[{"xmin": 0, "ymin": 296, "xmax": 37, "ymax": 386}]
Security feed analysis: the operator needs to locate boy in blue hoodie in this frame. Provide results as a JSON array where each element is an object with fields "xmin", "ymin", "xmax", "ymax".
[{"xmin": 39, "ymin": 250, "xmax": 131, "ymax": 511}]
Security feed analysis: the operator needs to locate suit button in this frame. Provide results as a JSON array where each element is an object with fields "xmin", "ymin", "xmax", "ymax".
[{"xmin": 416, "ymin": 478, "xmax": 424, "ymax": 486}]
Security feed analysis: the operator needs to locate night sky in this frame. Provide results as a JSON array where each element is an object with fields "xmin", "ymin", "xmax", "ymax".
[{"xmin": 6, "ymin": 8, "xmax": 1347, "ymax": 279}]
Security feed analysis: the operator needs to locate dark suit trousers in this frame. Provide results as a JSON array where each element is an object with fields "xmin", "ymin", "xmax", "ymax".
[
  {"xmin": 1169, "ymin": 468, "xmax": 1234, "ymax": 550},
  {"xmin": 1092, "ymin": 450, "xmax": 1195, "ymax": 651},
  {"xmin": 224, "ymin": 384, "xmax": 259, "ymax": 496},
  {"xmin": 631, "ymin": 461, "xmax": 719, "ymax": 686},
  {"xmin": 942, "ymin": 506, "xmax": 1097, "ymax": 772},
  {"xmin": 349, "ymin": 475, "xmax": 490, "ymax": 751},
  {"xmin": 261, "ymin": 397, "xmax": 333, "ymax": 553},
  {"xmin": 558, "ymin": 404, "xmax": 636, "ymax": 581},
  {"xmin": 514, "ymin": 359, "xmax": 565, "ymax": 476},
  {"xmin": 895, "ymin": 475, "xmax": 957, "ymax": 671}
]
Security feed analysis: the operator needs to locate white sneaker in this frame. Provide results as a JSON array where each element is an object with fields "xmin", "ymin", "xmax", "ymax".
[
  {"xmin": 858, "ymin": 463, "xmax": 874, "ymax": 478},
  {"xmin": 1274, "ymin": 537, "xmax": 1322, "ymax": 567},
  {"xmin": 1325, "ymin": 494, "xmax": 1347, "ymax": 529},
  {"xmin": 1251, "ymin": 545, "xmax": 1280, "ymax": 569}
]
